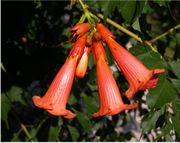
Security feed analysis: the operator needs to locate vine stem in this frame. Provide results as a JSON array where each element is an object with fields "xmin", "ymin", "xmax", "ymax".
[
  {"xmin": 148, "ymin": 24, "xmax": 180, "ymax": 44},
  {"xmin": 20, "ymin": 124, "xmax": 33, "ymax": 141},
  {"xmin": 78, "ymin": 0, "xmax": 87, "ymax": 12},
  {"xmin": 97, "ymin": 13, "xmax": 158, "ymax": 53}
]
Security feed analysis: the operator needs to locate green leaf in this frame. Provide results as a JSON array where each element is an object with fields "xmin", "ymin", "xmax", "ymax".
[
  {"xmin": 119, "ymin": 1, "xmax": 147, "ymax": 23},
  {"xmin": 1, "ymin": 93, "xmax": 11, "ymax": 128},
  {"xmin": 161, "ymin": 121, "xmax": 173, "ymax": 136},
  {"xmin": 98, "ymin": 0, "xmax": 119, "ymax": 17},
  {"xmin": 29, "ymin": 128, "xmax": 38, "ymax": 141},
  {"xmin": 86, "ymin": 82, "xmax": 97, "ymax": 91},
  {"xmin": 58, "ymin": 117, "xmax": 63, "ymax": 126},
  {"xmin": 130, "ymin": 45, "xmax": 166, "ymax": 69},
  {"xmin": 168, "ymin": 61, "xmax": 180, "ymax": 79},
  {"xmin": 153, "ymin": 0, "xmax": 170, "ymax": 7},
  {"xmin": 171, "ymin": 113, "xmax": 180, "ymax": 137},
  {"xmin": 6, "ymin": 86, "xmax": 26, "ymax": 105},
  {"xmin": 141, "ymin": 107, "xmax": 165, "ymax": 133},
  {"xmin": 171, "ymin": 98, "xmax": 180, "ymax": 137},
  {"xmin": 48, "ymin": 126, "xmax": 60, "ymax": 141},
  {"xmin": 76, "ymin": 111, "xmax": 92, "ymax": 131},
  {"xmin": 172, "ymin": 98, "xmax": 180, "ymax": 113},
  {"xmin": 170, "ymin": 78, "xmax": 180, "ymax": 94},
  {"xmin": 11, "ymin": 133, "xmax": 21, "ymax": 141},
  {"xmin": 146, "ymin": 76, "xmax": 177, "ymax": 109},
  {"xmin": 68, "ymin": 93, "xmax": 77, "ymax": 105},
  {"xmin": 81, "ymin": 93, "xmax": 99, "ymax": 116},
  {"xmin": 68, "ymin": 125, "xmax": 80, "ymax": 141},
  {"xmin": 29, "ymin": 116, "xmax": 49, "ymax": 140},
  {"xmin": 62, "ymin": 27, "xmax": 71, "ymax": 38},
  {"xmin": 88, "ymin": 52, "xmax": 95, "ymax": 70},
  {"xmin": 142, "ymin": 2, "xmax": 154, "ymax": 14},
  {"xmin": 132, "ymin": 18, "xmax": 141, "ymax": 32}
]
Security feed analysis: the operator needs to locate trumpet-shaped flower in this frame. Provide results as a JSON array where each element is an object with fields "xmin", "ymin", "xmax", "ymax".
[
  {"xmin": 32, "ymin": 37, "xmax": 86, "ymax": 119},
  {"xmin": 76, "ymin": 46, "xmax": 90, "ymax": 78},
  {"xmin": 106, "ymin": 37, "xmax": 166, "ymax": 100},
  {"xmin": 92, "ymin": 41, "xmax": 138, "ymax": 117},
  {"xmin": 70, "ymin": 36, "xmax": 86, "ymax": 61},
  {"xmin": 32, "ymin": 56, "xmax": 78, "ymax": 119},
  {"xmin": 70, "ymin": 23, "xmax": 92, "ymax": 40},
  {"xmin": 96, "ymin": 23, "xmax": 115, "ymax": 42},
  {"xmin": 92, "ymin": 39, "xmax": 107, "ymax": 62}
]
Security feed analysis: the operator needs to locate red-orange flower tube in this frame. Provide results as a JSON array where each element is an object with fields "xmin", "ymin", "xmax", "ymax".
[
  {"xmin": 70, "ymin": 36, "xmax": 86, "ymax": 61},
  {"xmin": 32, "ymin": 56, "xmax": 77, "ymax": 119},
  {"xmin": 70, "ymin": 23, "xmax": 92, "ymax": 40},
  {"xmin": 32, "ymin": 37, "xmax": 86, "ymax": 119},
  {"xmin": 106, "ymin": 37, "xmax": 166, "ymax": 100},
  {"xmin": 96, "ymin": 23, "xmax": 115, "ymax": 42},
  {"xmin": 92, "ymin": 41, "xmax": 138, "ymax": 117}
]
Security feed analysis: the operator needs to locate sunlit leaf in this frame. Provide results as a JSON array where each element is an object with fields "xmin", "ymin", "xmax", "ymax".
[{"xmin": 132, "ymin": 18, "xmax": 141, "ymax": 32}]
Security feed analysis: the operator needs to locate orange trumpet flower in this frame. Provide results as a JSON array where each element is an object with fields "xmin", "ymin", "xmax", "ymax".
[
  {"xmin": 92, "ymin": 41, "xmax": 138, "ymax": 117},
  {"xmin": 32, "ymin": 37, "xmax": 86, "ymax": 119},
  {"xmin": 96, "ymin": 23, "xmax": 115, "ymax": 42},
  {"xmin": 32, "ymin": 56, "xmax": 77, "ymax": 119},
  {"xmin": 70, "ymin": 23, "xmax": 92, "ymax": 40},
  {"xmin": 106, "ymin": 37, "xmax": 166, "ymax": 100},
  {"xmin": 70, "ymin": 36, "xmax": 86, "ymax": 61}
]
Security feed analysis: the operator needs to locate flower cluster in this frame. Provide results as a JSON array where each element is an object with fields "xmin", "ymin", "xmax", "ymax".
[{"xmin": 32, "ymin": 22, "xmax": 165, "ymax": 119}]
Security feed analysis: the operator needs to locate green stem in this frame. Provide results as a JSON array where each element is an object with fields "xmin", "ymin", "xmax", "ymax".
[
  {"xmin": 78, "ymin": 0, "xmax": 99, "ymax": 24},
  {"xmin": 149, "ymin": 24, "xmax": 180, "ymax": 43},
  {"xmin": 97, "ymin": 13, "xmax": 158, "ymax": 53},
  {"xmin": 20, "ymin": 124, "xmax": 33, "ymax": 141},
  {"xmin": 78, "ymin": 0, "xmax": 86, "ymax": 11},
  {"xmin": 79, "ymin": 14, "xmax": 86, "ymax": 23},
  {"xmin": 1, "ymin": 62, "xmax": 6, "ymax": 72}
]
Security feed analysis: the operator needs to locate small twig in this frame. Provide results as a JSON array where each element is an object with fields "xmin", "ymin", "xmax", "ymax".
[
  {"xmin": 148, "ymin": 24, "xmax": 180, "ymax": 44},
  {"xmin": 78, "ymin": 0, "xmax": 87, "ymax": 11},
  {"xmin": 20, "ymin": 124, "xmax": 33, "ymax": 141},
  {"xmin": 1, "ymin": 62, "xmax": 6, "ymax": 72},
  {"xmin": 97, "ymin": 13, "xmax": 158, "ymax": 53}
]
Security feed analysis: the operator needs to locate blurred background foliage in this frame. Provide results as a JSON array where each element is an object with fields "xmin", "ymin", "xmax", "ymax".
[{"xmin": 1, "ymin": 0, "xmax": 180, "ymax": 141}]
